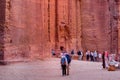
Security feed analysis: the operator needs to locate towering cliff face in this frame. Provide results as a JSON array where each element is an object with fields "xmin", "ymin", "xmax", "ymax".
[
  {"xmin": 56, "ymin": 0, "xmax": 82, "ymax": 52},
  {"xmin": 0, "ymin": 0, "xmax": 119, "ymax": 62},
  {"xmin": 118, "ymin": 1, "xmax": 120, "ymax": 53},
  {"xmin": 4, "ymin": 0, "xmax": 51, "ymax": 61},
  {"xmin": 81, "ymin": 0, "xmax": 111, "ymax": 52},
  {"xmin": 56, "ymin": 0, "xmax": 119, "ymax": 54},
  {"xmin": 108, "ymin": 0, "xmax": 119, "ymax": 54},
  {"xmin": 0, "ymin": 0, "xmax": 6, "ymax": 61}
]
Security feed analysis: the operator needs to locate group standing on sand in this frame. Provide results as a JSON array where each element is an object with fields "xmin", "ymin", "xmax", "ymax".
[{"xmin": 51, "ymin": 48, "xmax": 120, "ymax": 76}]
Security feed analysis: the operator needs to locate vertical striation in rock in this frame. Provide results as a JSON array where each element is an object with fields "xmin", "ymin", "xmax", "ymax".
[
  {"xmin": 116, "ymin": 0, "xmax": 120, "ymax": 54},
  {"xmin": 0, "ymin": 0, "xmax": 120, "ymax": 62},
  {"xmin": 0, "ymin": 0, "xmax": 6, "ymax": 61},
  {"xmin": 4, "ymin": 0, "xmax": 51, "ymax": 61},
  {"xmin": 81, "ymin": 0, "xmax": 118, "ymax": 53},
  {"xmin": 108, "ymin": 0, "xmax": 119, "ymax": 54}
]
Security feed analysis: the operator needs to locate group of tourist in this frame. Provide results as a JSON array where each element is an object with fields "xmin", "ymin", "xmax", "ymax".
[
  {"xmin": 70, "ymin": 49, "xmax": 83, "ymax": 60},
  {"xmin": 72, "ymin": 49, "xmax": 120, "ymax": 68},
  {"xmin": 102, "ymin": 51, "xmax": 120, "ymax": 69},
  {"xmin": 51, "ymin": 48, "xmax": 120, "ymax": 76},
  {"xmin": 70, "ymin": 49, "xmax": 102, "ymax": 62},
  {"xmin": 85, "ymin": 50, "xmax": 120, "ymax": 69},
  {"xmin": 85, "ymin": 50, "xmax": 102, "ymax": 62}
]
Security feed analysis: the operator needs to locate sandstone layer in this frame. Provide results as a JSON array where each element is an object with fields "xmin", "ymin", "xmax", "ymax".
[{"xmin": 0, "ymin": 0, "xmax": 120, "ymax": 62}]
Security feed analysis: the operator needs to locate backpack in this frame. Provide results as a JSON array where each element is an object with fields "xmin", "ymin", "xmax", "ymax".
[
  {"xmin": 77, "ymin": 51, "xmax": 81, "ymax": 55},
  {"xmin": 65, "ymin": 54, "xmax": 71, "ymax": 64},
  {"xmin": 71, "ymin": 50, "xmax": 74, "ymax": 55},
  {"xmin": 61, "ymin": 57, "xmax": 66, "ymax": 65}
]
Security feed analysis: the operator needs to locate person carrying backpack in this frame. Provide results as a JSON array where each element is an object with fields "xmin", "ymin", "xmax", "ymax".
[
  {"xmin": 51, "ymin": 49, "xmax": 55, "ymax": 56},
  {"xmin": 71, "ymin": 49, "xmax": 74, "ymax": 55},
  {"xmin": 77, "ymin": 50, "xmax": 83, "ymax": 60},
  {"xmin": 60, "ymin": 55, "xmax": 68, "ymax": 76}
]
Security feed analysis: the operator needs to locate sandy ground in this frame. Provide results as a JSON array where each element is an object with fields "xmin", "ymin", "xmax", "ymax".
[{"xmin": 0, "ymin": 58, "xmax": 120, "ymax": 80}]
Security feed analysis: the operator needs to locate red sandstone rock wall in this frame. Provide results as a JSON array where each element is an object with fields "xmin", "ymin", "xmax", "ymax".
[
  {"xmin": 108, "ymin": 0, "xmax": 119, "ymax": 54},
  {"xmin": 81, "ymin": 0, "xmax": 111, "ymax": 52},
  {"xmin": 81, "ymin": 0, "xmax": 118, "ymax": 54},
  {"xmin": 118, "ymin": 1, "xmax": 120, "ymax": 53},
  {"xmin": 0, "ymin": 0, "xmax": 119, "ymax": 61},
  {"xmin": 4, "ymin": 0, "xmax": 51, "ymax": 61},
  {"xmin": 56, "ymin": 0, "xmax": 118, "ymax": 54},
  {"xmin": 56, "ymin": 0, "xmax": 82, "ymax": 52},
  {"xmin": 0, "ymin": 0, "xmax": 6, "ymax": 60}
]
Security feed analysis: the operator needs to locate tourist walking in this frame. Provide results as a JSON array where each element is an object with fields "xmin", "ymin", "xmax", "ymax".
[
  {"xmin": 98, "ymin": 52, "xmax": 102, "ymax": 62},
  {"xmin": 71, "ymin": 49, "xmax": 74, "ymax": 55},
  {"xmin": 102, "ymin": 52, "xmax": 105, "ymax": 68},
  {"xmin": 77, "ymin": 50, "xmax": 83, "ymax": 60},
  {"xmin": 104, "ymin": 51, "xmax": 109, "ymax": 68},
  {"xmin": 65, "ymin": 52, "xmax": 71, "ymax": 75},
  {"xmin": 60, "ymin": 55, "xmax": 68, "ymax": 76},
  {"xmin": 93, "ymin": 51, "xmax": 98, "ymax": 61},
  {"xmin": 51, "ymin": 49, "xmax": 55, "ymax": 56},
  {"xmin": 71, "ymin": 49, "xmax": 74, "ymax": 58},
  {"xmin": 90, "ymin": 51, "xmax": 94, "ymax": 61},
  {"xmin": 60, "ymin": 47, "xmax": 70, "ymax": 76},
  {"xmin": 86, "ymin": 50, "xmax": 90, "ymax": 61}
]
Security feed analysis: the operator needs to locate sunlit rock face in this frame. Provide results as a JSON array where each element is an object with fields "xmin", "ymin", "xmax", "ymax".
[
  {"xmin": 4, "ymin": 0, "xmax": 51, "ymax": 61},
  {"xmin": 0, "ymin": 0, "xmax": 6, "ymax": 61},
  {"xmin": 53, "ymin": 0, "xmax": 118, "ymax": 54},
  {"xmin": 117, "ymin": 0, "xmax": 120, "ymax": 53},
  {"xmin": 81, "ymin": 0, "xmax": 113, "ymax": 53},
  {"xmin": 0, "ymin": 0, "xmax": 119, "ymax": 62}
]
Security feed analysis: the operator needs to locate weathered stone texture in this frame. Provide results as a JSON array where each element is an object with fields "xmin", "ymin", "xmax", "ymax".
[
  {"xmin": 56, "ymin": 0, "xmax": 82, "ymax": 52},
  {"xmin": 0, "ymin": 0, "xmax": 120, "ymax": 62},
  {"xmin": 81, "ymin": 0, "xmax": 118, "ymax": 54},
  {"xmin": 108, "ymin": 0, "xmax": 119, "ymax": 54},
  {"xmin": 118, "ymin": 1, "xmax": 120, "ymax": 53},
  {"xmin": 0, "ymin": 0, "xmax": 6, "ymax": 61},
  {"xmin": 4, "ymin": 0, "xmax": 50, "ymax": 61},
  {"xmin": 81, "ymin": 0, "xmax": 111, "ymax": 52}
]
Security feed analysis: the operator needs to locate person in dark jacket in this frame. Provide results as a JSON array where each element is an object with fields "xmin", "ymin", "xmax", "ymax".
[
  {"xmin": 77, "ymin": 50, "xmax": 83, "ymax": 60},
  {"xmin": 65, "ymin": 52, "xmax": 71, "ymax": 75},
  {"xmin": 102, "ymin": 52, "xmax": 105, "ymax": 68}
]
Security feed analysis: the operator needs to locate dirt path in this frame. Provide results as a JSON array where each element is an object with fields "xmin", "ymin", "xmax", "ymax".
[{"xmin": 0, "ymin": 58, "xmax": 119, "ymax": 80}]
